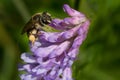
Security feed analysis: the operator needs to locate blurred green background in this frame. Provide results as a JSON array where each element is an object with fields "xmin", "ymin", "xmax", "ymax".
[{"xmin": 0, "ymin": 0, "xmax": 120, "ymax": 80}]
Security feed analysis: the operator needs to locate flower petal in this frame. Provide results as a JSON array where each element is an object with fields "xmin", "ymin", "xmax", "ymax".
[
  {"xmin": 39, "ymin": 25, "xmax": 79, "ymax": 43},
  {"xmin": 34, "ymin": 44, "xmax": 58, "ymax": 57},
  {"xmin": 49, "ymin": 41, "xmax": 71, "ymax": 58},
  {"xmin": 63, "ymin": 67, "xmax": 73, "ymax": 80},
  {"xmin": 21, "ymin": 53, "xmax": 36, "ymax": 63},
  {"xmin": 63, "ymin": 4, "xmax": 85, "ymax": 17},
  {"xmin": 20, "ymin": 74, "xmax": 37, "ymax": 80}
]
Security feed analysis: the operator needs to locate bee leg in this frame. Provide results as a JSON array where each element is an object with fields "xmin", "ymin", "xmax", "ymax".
[{"xmin": 36, "ymin": 29, "xmax": 42, "ymax": 36}]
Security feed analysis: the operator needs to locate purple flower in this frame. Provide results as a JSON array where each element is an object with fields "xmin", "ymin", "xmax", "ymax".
[{"xmin": 19, "ymin": 4, "xmax": 90, "ymax": 80}]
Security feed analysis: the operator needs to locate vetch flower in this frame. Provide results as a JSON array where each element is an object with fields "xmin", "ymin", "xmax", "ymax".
[{"xmin": 19, "ymin": 4, "xmax": 90, "ymax": 80}]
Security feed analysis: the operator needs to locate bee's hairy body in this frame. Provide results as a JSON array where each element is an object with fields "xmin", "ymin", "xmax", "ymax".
[{"xmin": 21, "ymin": 12, "xmax": 52, "ymax": 45}]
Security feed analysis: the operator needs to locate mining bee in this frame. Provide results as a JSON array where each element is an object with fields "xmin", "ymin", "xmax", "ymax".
[{"xmin": 21, "ymin": 12, "xmax": 52, "ymax": 45}]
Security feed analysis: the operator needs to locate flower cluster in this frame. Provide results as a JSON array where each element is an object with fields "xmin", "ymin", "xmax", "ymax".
[{"xmin": 19, "ymin": 4, "xmax": 90, "ymax": 80}]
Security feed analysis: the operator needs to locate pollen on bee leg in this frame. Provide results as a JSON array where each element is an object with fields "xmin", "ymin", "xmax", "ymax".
[
  {"xmin": 29, "ymin": 34, "xmax": 36, "ymax": 46},
  {"xmin": 31, "ymin": 29, "xmax": 37, "ymax": 34}
]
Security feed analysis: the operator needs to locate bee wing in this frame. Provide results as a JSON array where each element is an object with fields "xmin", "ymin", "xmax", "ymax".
[{"xmin": 21, "ymin": 19, "xmax": 34, "ymax": 34}]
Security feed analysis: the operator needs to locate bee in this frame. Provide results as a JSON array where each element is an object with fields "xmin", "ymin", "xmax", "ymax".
[{"xmin": 21, "ymin": 12, "xmax": 52, "ymax": 45}]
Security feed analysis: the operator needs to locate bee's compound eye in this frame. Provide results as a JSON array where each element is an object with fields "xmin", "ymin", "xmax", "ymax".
[
  {"xmin": 40, "ymin": 12, "xmax": 52, "ymax": 25},
  {"xmin": 42, "ymin": 12, "xmax": 51, "ymax": 18}
]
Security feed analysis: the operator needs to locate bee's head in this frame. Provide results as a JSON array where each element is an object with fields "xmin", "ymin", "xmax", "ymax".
[
  {"xmin": 41, "ymin": 12, "xmax": 52, "ymax": 24},
  {"xmin": 32, "ymin": 13, "xmax": 41, "ymax": 23}
]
